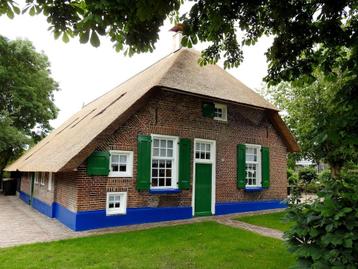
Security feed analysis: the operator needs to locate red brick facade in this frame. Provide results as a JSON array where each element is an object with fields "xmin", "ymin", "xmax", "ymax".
[{"xmin": 21, "ymin": 89, "xmax": 288, "ymax": 212}]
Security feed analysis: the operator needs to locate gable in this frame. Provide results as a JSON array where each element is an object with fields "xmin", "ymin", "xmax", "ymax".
[{"xmin": 5, "ymin": 49, "xmax": 298, "ymax": 172}]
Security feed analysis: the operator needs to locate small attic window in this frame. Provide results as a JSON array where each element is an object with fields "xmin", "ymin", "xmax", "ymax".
[{"xmin": 214, "ymin": 103, "xmax": 227, "ymax": 121}]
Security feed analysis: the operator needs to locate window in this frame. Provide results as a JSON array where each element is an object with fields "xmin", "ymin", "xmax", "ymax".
[
  {"xmin": 245, "ymin": 144, "xmax": 261, "ymax": 187},
  {"xmin": 48, "ymin": 172, "xmax": 53, "ymax": 191},
  {"xmin": 214, "ymin": 103, "xmax": 227, "ymax": 121},
  {"xmin": 109, "ymin": 151, "xmax": 133, "ymax": 177},
  {"xmin": 40, "ymin": 172, "xmax": 46, "ymax": 186},
  {"xmin": 106, "ymin": 192, "xmax": 127, "ymax": 215},
  {"xmin": 151, "ymin": 135, "xmax": 178, "ymax": 189},
  {"xmin": 34, "ymin": 172, "xmax": 39, "ymax": 184},
  {"xmin": 195, "ymin": 142, "xmax": 211, "ymax": 160}
]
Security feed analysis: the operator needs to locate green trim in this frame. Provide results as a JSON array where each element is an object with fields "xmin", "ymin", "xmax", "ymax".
[
  {"xmin": 237, "ymin": 144, "xmax": 246, "ymax": 189},
  {"xmin": 136, "ymin": 135, "xmax": 151, "ymax": 191},
  {"xmin": 86, "ymin": 151, "xmax": 110, "ymax": 176},
  {"xmin": 194, "ymin": 163, "xmax": 212, "ymax": 216},
  {"xmin": 202, "ymin": 102, "xmax": 215, "ymax": 118},
  {"xmin": 261, "ymin": 147, "xmax": 270, "ymax": 188},
  {"xmin": 178, "ymin": 138, "xmax": 191, "ymax": 190}
]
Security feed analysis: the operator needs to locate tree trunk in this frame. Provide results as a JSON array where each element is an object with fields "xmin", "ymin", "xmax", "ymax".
[{"xmin": 330, "ymin": 164, "xmax": 342, "ymax": 178}]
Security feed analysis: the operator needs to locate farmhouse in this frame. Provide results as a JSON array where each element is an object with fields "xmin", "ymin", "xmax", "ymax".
[{"xmin": 6, "ymin": 48, "xmax": 299, "ymax": 231}]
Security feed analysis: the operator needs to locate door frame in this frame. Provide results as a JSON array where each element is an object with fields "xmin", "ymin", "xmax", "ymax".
[{"xmin": 192, "ymin": 138, "xmax": 216, "ymax": 216}]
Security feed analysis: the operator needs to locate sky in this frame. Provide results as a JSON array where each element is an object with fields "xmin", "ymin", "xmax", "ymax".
[{"xmin": 0, "ymin": 2, "xmax": 273, "ymax": 128}]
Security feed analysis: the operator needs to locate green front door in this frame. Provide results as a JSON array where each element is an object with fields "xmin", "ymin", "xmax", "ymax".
[{"xmin": 194, "ymin": 163, "xmax": 212, "ymax": 216}]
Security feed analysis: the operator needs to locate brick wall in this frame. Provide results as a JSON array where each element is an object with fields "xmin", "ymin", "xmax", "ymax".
[
  {"xmin": 20, "ymin": 172, "xmax": 55, "ymax": 205},
  {"xmin": 55, "ymin": 172, "xmax": 77, "ymax": 212},
  {"xmin": 70, "ymin": 89, "xmax": 288, "ymax": 212}
]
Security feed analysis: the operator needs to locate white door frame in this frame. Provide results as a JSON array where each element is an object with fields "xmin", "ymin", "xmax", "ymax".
[{"xmin": 192, "ymin": 138, "xmax": 216, "ymax": 216}]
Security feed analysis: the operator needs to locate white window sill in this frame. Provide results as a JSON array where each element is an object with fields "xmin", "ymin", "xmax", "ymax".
[{"xmin": 108, "ymin": 173, "xmax": 132, "ymax": 178}]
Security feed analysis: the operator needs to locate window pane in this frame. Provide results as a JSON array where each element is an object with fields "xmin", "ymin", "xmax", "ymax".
[
  {"xmin": 119, "ymin": 155, "xmax": 127, "ymax": 163},
  {"xmin": 205, "ymin": 152, "xmax": 210, "ymax": 159},
  {"xmin": 166, "ymin": 178, "xmax": 171, "ymax": 186},
  {"xmin": 159, "ymin": 169, "xmax": 165, "ymax": 177},
  {"xmin": 153, "ymin": 139, "xmax": 159, "ymax": 147},
  {"xmin": 166, "ymin": 160, "xmax": 172, "ymax": 168},
  {"xmin": 119, "ymin": 165, "xmax": 126, "ymax": 172},
  {"xmin": 205, "ymin": 144, "xmax": 210, "ymax": 152},
  {"xmin": 109, "ymin": 196, "xmax": 114, "ymax": 202},
  {"xmin": 152, "ymin": 178, "xmax": 158, "ymax": 187},
  {"xmin": 200, "ymin": 143, "xmax": 205, "ymax": 151},
  {"xmin": 152, "ymin": 169, "xmax": 158, "ymax": 177},
  {"xmin": 111, "ymin": 164, "xmax": 119, "ymax": 171},
  {"xmin": 160, "ymin": 149, "xmax": 166, "ymax": 157},
  {"xmin": 152, "ymin": 160, "xmax": 158, "ymax": 167},
  {"xmin": 165, "ymin": 169, "xmax": 172, "ymax": 177},
  {"xmin": 153, "ymin": 148, "xmax": 159, "ymax": 157},
  {"xmin": 114, "ymin": 195, "xmax": 120, "ymax": 201},
  {"xmin": 109, "ymin": 203, "xmax": 114, "ymax": 208},
  {"xmin": 195, "ymin": 152, "xmax": 200, "ymax": 159},
  {"xmin": 159, "ymin": 178, "xmax": 165, "ymax": 186},
  {"xmin": 167, "ymin": 149, "xmax": 173, "ymax": 157},
  {"xmin": 200, "ymin": 152, "xmax": 205, "ymax": 159},
  {"xmin": 159, "ymin": 160, "xmax": 165, "ymax": 168},
  {"xmin": 167, "ymin": 140, "xmax": 173, "ymax": 148},
  {"xmin": 160, "ymin": 140, "xmax": 166, "ymax": 148},
  {"xmin": 111, "ymin": 155, "xmax": 119, "ymax": 163},
  {"xmin": 115, "ymin": 202, "xmax": 120, "ymax": 208}
]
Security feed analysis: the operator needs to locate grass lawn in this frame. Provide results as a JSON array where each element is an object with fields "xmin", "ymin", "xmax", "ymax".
[
  {"xmin": 235, "ymin": 211, "xmax": 293, "ymax": 232},
  {"xmin": 0, "ymin": 222, "xmax": 294, "ymax": 269}
]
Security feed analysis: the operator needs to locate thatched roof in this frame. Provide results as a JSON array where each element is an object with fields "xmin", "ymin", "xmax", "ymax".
[{"xmin": 6, "ymin": 48, "xmax": 299, "ymax": 172}]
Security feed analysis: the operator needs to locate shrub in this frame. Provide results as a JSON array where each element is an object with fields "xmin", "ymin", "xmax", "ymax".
[
  {"xmin": 298, "ymin": 167, "xmax": 318, "ymax": 183},
  {"xmin": 285, "ymin": 172, "xmax": 358, "ymax": 268},
  {"xmin": 318, "ymin": 169, "xmax": 331, "ymax": 182},
  {"xmin": 288, "ymin": 168, "xmax": 299, "ymax": 185}
]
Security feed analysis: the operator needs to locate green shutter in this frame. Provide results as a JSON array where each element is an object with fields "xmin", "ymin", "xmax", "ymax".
[
  {"xmin": 87, "ymin": 151, "xmax": 110, "ymax": 176},
  {"xmin": 202, "ymin": 102, "xmax": 215, "ymax": 118},
  {"xmin": 237, "ymin": 144, "xmax": 246, "ymax": 189},
  {"xmin": 136, "ymin": 135, "xmax": 151, "ymax": 191},
  {"xmin": 261, "ymin": 147, "xmax": 270, "ymax": 188},
  {"xmin": 178, "ymin": 138, "xmax": 191, "ymax": 190}
]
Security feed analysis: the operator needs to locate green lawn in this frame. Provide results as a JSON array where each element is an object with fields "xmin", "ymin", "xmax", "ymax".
[
  {"xmin": 0, "ymin": 222, "xmax": 294, "ymax": 269},
  {"xmin": 235, "ymin": 211, "xmax": 293, "ymax": 232}
]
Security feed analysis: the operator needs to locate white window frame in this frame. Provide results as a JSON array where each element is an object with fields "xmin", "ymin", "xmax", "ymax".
[
  {"xmin": 106, "ymin": 192, "xmax": 127, "ymax": 215},
  {"xmin": 150, "ymin": 134, "xmax": 179, "ymax": 190},
  {"xmin": 245, "ymin": 144, "xmax": 262, "ymax": 187},
  {"xmin": 109, "ymin": 150, "xmax": 133, "ymax": 177},
  {"xmin": 214, "ymin": 103, "xmax": 227, "ymax": 122},
  {"xmin": 40, "ymin": 172, "xmax": 46, "ymax": 186},
  {"xmin": 48, "ymin": 172, "xmax": 53, "ymax": 191},
  {"xmin": 34, "ymin": 172, "xmax": 39, "ymax": 184}
]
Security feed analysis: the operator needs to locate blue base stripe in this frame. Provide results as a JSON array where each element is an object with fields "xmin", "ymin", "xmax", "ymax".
[
  {"xmin": 18, "ymin": 192, "xmax": 286, "ymax": 231},
  {"xmin": 215, "ymin": 200, "xmax": 287, "ymax": 215},
  {"xmin": 19, "ymin": 191, "xmax": 55, "ymax": 218},
  {"xmin": 75, "ymin": 206, "xmax": 192, "ymax": 231}
]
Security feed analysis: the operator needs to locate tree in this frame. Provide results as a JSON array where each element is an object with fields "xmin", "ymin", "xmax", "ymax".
[
  {"xmin": 0, "ymin": 1, "xmax": 356, "ymax": 77},
  {"xmin": 267, "ymin": 62, "xmax": 358, "ymax": 176},
  {"xmin": 0, "ymin": 35, "xmax": 58, "ymax": 183}
]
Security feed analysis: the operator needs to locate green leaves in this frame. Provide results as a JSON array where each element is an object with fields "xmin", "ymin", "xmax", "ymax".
[
  {"xmin": 0, "ymin": 35, "xmax": 58, "ymax": 171},
  {"xmin": 90, "ymin": 31, "xmax": 100, "ymax": 47},
  {"xmin": 286, "ymin": 173, "xmax": 358, "ymax": 268}
]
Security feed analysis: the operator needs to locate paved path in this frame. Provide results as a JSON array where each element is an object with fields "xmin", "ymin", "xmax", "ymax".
[
  {"xmin": 0, "ymin": 195, "xmax": 83, "ymax": 248},
  {"xmin": 216, "ymin": 218, "xmax": 284, "ymax": 240},
  {"xmin": 0, "ymin": 195, "xmax": 285, "ymax": 248}
]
